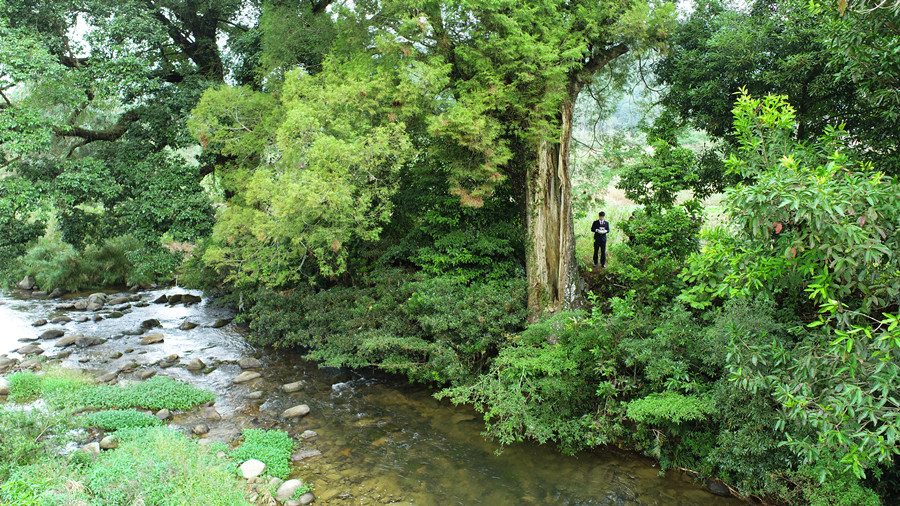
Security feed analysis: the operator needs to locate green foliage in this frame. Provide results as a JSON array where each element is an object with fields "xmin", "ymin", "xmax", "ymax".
[
  {"xmin": 626, "ymin": 392, "xmax": 715, "ymax": 424},
  {"xmin": 0, "ymin": 176, "xmax": 45, "ymax": 275},
  {"xmin": 81, "ymin": 409, "xmax": 164, "ymax": 431},
  {"xmin": 0, "ymin": 406, "xmax": 71, "ymax": 483},
  {"xmin": 7, "ymin": 371, "xmax": 44, "ymax": 403},
  {"xmin": 244, "ymin": 269, "xmax": 527, "ymax": 385},
  {"xmin": 86, "ymin": 427, "xmax": 249, "ymax": 506},
  {"xmin": 74, "ymin": 376, "xmax": 216, "ymax": 411},
  {"xmin": 230, "ymin": 429, "xmax": 296, "ymax": 480}
]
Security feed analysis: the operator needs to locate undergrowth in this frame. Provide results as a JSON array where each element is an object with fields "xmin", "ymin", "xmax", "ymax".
[{"xmin": 230, "ymin": 429, "xmax": 296, "ymax": 480}]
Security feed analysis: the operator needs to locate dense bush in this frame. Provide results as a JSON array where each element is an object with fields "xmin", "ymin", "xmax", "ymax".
[{"xmin": 81, "ymin": 409, "xmax": 164, "ymax": 431}]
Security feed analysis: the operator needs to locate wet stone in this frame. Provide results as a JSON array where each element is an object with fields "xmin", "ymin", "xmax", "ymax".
[
  {"xmin": 140, "ymin": 333, "xmax": 164, "ymax": 345},
  {"xmin": 211, "ymin": 318, "xmax": 232, "ymax": 329},
  {"xmin": 50, "ymin": 316, "xmax": 71, "ymax": 324},
  {"xmin": 20, "ymin": 358, "xmax": 42, "ymax": 370},
  {"xmin": 92, "ymin": 315, "xmax": 103, "ymax": 322},
  {"xmin": 282, "ymin": 404, "xmax": 310, "ymax": 418},
  {"xmin": 134, "ymin": 302, "xmax": 149, "ymax": 308},
  {"xmin": 118, "ymin": 362, "xmax": 137, "ymax": 372},
  {"xmin": 18, "ymin": 336, "xmax": 38, "ymax": 343},
  {"xmin": 299, "ymin": 492, "xmax": 315, "ymax": 505},
  {"xmin": 107, "ymin": 311, "xmax": 124, "ymax": 319},
  {"xmin": 109, "ymin": 351, "xmax": 123, "ymax": 359},
  {"xmin": 201, "ymin": 407, "xmax": 221, "ymax": 420},
  {"xmin": 232, "ymin": 371, "xmax": 261, "ymax": 384},
  {"xmin": 187, "ymin": 358, "xmax": 205, "ymax": 371},
  {"xmin": 49, "ymin": 288, "xmax": 65, "ymax": 298},
  {"xmin": 300, "ymin": 430, "xmax": 318, "ymax": 439},
  {"xmin": 202, "ymin": 366, "xmax": 216, "ymax": 374},
  {"xmin": 100, "ymin": 435, "xmax": 119, "ymax": 450},
  {"xmin": 156, "ymin": 409, "xmax": 171, "ymax": 420},
  {"xmin": 245, "ymin": 390, "xmax": 264, "ymax": 400},
  {"xmin": 140, "ymin": 319, "xmax": 161, "ymax": 329},
  {"xmin": 77, "ymin": 357, "xmax": 90, "ymax": 363},
  {"xmin": 239, "ymin": 459, "xmax": 266, "ymax": 480},
  {"xmin": 122, "ymin": 329, "xmax": 143, "ymax": 336},
  {"xmin": 74, "ymin": 316, "xmax": 90, "ymax": 323},
  {"xmin": 283, "ymin": 381, "xmax": 303, "ymax": 393},
  {"xmin": 86, "ymin": 302, "xmax": 104, "ymax": 311},
  {"xmin": 31, "ymin": 319, "xmax": 47, "ymax": 327},
  {"xmin": 17, "ymin": 344, "xmax": 44, "ymax": 356},
  {"xmin": 153, "ymin": 295, "xmax": 168, "ymax": 304},
  {"xmin": 192, "ymin": 423, "xmax": 210, "ymax": 436},
  {"xmin": 56, "ymin": 304, "xmax": 77, "ymax": 311},
  {"xmin": 76, "ymin": 336, "xmax": 104, "ymax": 347},
  {"xmin": 136, "ymin": 369, "xmax": 156, "ymax": 380},
  {"xmin": 55, "ymin": 350, "xmax": 72, "ymax": 359},
  {"xmin": 182, "ymin": 294, "xmax": 202, "ymax": 305},
  {"xmin": 109, "ymin": 296, "xmax": 130, "ymax": 305},
  {"xmin": 291, "ymin": 449, "xmax": 322, "ymax": 462},
  {"xmin": 238, "ymin": 357, "xmax": 262, "ymax": 369},
  {"xmin": 167, "ymin": 294, "xmax": 183, "ymax": 304},
  {"xmin": 96, "ymin": 372, "xmax": 117, "ymax": 383},
  {"xmin": 277, "ymin": 480, "xmax": 306, "ymax": 502},
  {"xmin": 39, "ymin": 329, "xmax": 65, "ymax": 340},
  {"xmin": 178, "ymin": 321, "xmax": 198, "ymax": 331},
  {"xmin": 74, "ymin": 301, "xmax": 88, "ymax": 311}
]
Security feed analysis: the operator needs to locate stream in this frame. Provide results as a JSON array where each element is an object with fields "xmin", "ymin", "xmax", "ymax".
[{"xmin": 0, "ymin": 287, "xmax": 740, "ymax": 505}]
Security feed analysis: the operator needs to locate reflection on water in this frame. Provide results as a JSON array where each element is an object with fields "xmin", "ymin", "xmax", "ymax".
[{"xmin": 0, "ymin": 288, "xmax": 738, "ymax": 505}]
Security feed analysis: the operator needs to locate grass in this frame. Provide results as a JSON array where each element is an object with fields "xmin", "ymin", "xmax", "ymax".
[
  {"xmin": 230, "ymin": 429, "xmax": 297, "ymax": 480},
  {"xmin": 0, "ymin": 368, "xmax": 253, "ymax": 506},
  {"xmin": 6, "ymin": 370, "xmax": 216, "ymax": 411}
]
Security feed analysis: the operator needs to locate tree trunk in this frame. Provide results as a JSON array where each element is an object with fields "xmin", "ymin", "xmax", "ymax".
[{"xmin": 526, "ymin": 93, "xmax": 578, "ymax": 322}]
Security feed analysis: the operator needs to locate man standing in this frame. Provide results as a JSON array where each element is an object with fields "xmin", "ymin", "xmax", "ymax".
[{"xmin": 591, "ymin": 211, "xmax": 610, "ymax": 268}]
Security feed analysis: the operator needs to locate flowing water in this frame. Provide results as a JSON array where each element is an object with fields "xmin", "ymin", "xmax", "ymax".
[{"xmin": 0, "ymin": 288, "xmax": 739, "ymax": 505}]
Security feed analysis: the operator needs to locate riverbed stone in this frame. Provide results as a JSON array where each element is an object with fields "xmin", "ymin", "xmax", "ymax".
[
  {"xmin": 282, "ymin": 381, "xmax": 303, "ymax": 393},
  {"xmin": 276, "ymin": 479, "xmax": 305, "ymax": 502},
  {"xmin": 153, "ymin": 295, "xmax": 168, "ymax": 304},
  {"xmin": 706, "ymin": 479, "xmax": 732, "ymax": 497},
  {"xmin": 141, "ymin": 333, "xmax": 164, "ymax": 345},
  {"xmin": 92, "ymin": 314, "xmax": 103, "ymax": 322},
  {"xmin": 245, "ymin": 390, "xmax": 264, "ymax": 400},
  {"xmin": 291, "ymin": 449, "xmax": 322, "ymax": 462},
  {"xmin": 187, "ymin": 358, "xmax": 205, "ymax": 371},
  {"xmin": 86, "ymin": 302, "xmax": 104, "ymax": 311},
  {"xmin": 55, "ymin": 334, "xmax": 79, "ymax": 347},
  {"xmin": 300, "ymin": 430, "xmax": 318, "ymax": 440},
  {"xmin": 39, "ymin": 329, "xmax": 65, "ymax": 340},
  {"xmin": 20, "ymin": 358, "xmax": 42, "ymax": 370},
  {"xmin": 77, "ymin": 357, "xmax": 90, "ymax": 363},
  {"xmin": 56, "ymin": 303, "xmax": 76, "ymax": 311},
  {"xmin": 178, "ymin": 321, "xmax": 199, "ymax": 330},
  {"xmin": 156, "ymin": 409, "xmax": 171, "ymax": 420},
  {"xmin": 164, "ymin": 354, "xmax": 179, "ymax": 362},
  {"xmin": 140, "ymin": 318, "xmax": 161, "ymax": 329},
  {"xmin": 299, "ymin": 493, "xmax": 315, "ymax": 505},
  {"xmin": 182, "ymin": 294, "xmax": 202, "ymax": 305},
  {"xmin": 31, "ymin": 319, "xmax": 47, "ymax": 327},
  {"xmin": 109, "ymin": 351, "xmax": 123, "ymax": 359},
  {"xmin": 201, "ymin": 407, "xmax": 221, "ymax": 420},
  {"xmin": 232, "ymin": 371, "xmax": 261, "ymax": 384},
  {"xmin": 211, "ymin": 318, "xmax": 232, "ymax": 328},
  {"xmin": 107, "ymin": 311, "xmax": 124, "ymax": 319},
  {"xmin": 0, "ymin": 377, "xmax": 9, "ymax": 395},
  {"xmin": 135, "ymin": 301, "xmax": 149, "ymax": 308},
  {"xmin": 109, "ymin": 296, "xmax": 130, "ymax": 305},
  {"xmin": 239, "ymin": 459, "xmax": 266, "ymax": 480},
  {"xmin": 73, "ymin": 300, "xmax": 89, "ymax": 310},
  {"xmin": 17, "ymin": 344, "xmax": 44, "ymax": 356},
  {"xmin": 117, "ymin": 362, "xmax": 137, "ymax": 373},
  {"xmin": 238, "ymin": 357, "xmax": 262, "ymax": 369},
  {"xmin": 192, "ymin": 423, "xmax": 210, "ymax": 436},
  {"xmin": 49, "ymin": 288, "xmax": 65, "ymax": 298},
  {"xmin": 281, "ymin": 404, "xmax": 310, "ymax": 418},
  {"xmin": 99, "ymin": 435, "xmax": 119, "ymax": 450},
  {"xmin": 76, "ymin": 336, "xmax": 104, "ymax": 347},
  {"xmin": 55, "ymin": 350, "xmax": 72, "ymax": 359},
  {"xmin": 50, "ymin": 316, "xmax": 71, "ymax": 324},
  {"xmin": 122, "ymin": 329, "xmax": 143, "ymax": 336},
  {"xmin": 17, "ymin": 335, "xmax": 38, "ymax": 342},
  {"xmin": 0, "ymin": 357, "xmax": 16, "ymax": 373},
  {"xmin": 88, "ymin": 292, "xmax": 106, "ymax": 304},
  {"xmin": 74, "ymin": 316, "xmax": 90, "ymax": 323},
  {"xmin": 136, "ymin": 369, "xmax": 156, "ymax": 380},
  {"xmin": 80, "ymin": 442, "xmax": 101, "ymax": 457},
  {"xmin": 17, "ymin": 275, "xmax": 36, "ymax": 290}
]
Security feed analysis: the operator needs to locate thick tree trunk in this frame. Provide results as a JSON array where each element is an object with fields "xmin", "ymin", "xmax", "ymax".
[{"xmin": 526, "ymin": 94, "xmax": 578, "ymax": 322}]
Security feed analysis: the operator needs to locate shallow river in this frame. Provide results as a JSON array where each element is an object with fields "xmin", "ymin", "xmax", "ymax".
[{"xmin": 0, "ymin": 287, "xmax": 739, "ymax": 505}]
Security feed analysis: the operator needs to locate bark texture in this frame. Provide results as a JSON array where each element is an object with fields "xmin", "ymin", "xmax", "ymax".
[{"xmin": 526, "ymin": 96, "xmax": 578, "ymax": 321}]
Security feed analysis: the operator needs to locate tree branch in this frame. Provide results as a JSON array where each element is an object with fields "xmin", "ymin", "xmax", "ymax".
[{"xmin": 52, "ymin": 110, "xmax": 140, "ymax": 148}]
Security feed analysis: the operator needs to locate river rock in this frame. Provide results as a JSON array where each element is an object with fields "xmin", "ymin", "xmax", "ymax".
[
  {"xmin": 20, "ymin": 358, "xmax": 41, "ymax": 370},
  {"xmin": 50, "ymin": 316, "xmax": 71, "ymax": 324},
  {"xmin": 79, "ymin": 442, "xmax": 101, "ymax": 457},
  {"xmin": 232, "ymin": 371, "xmax": 261, "ymax": 384},
  {"xmin": 706, "ymin": 479, "xmax": 732, "ymax": 497},
  {"xmin": 164, "ymin": 354, "xmax": 179, "ymax": 362},
  {"xmin": 0, "ymin": 377, "xmax": 9, "ymax": 395},
  {"xmin": 39, "ymin": 329, "xmax": 65, "ymax": 340},
  {"xmin": 192, "ymin": 423, "xmax": 210, "ymax": 436},
  {"xmin": 187, "ymin": 358, "xmax": 205, "ymax": 371},
  {"xmin": 17, "ymin": 275, "xmax": 36, "ymax": 290},
  {"xmin": 285, "ymin": 501, "xmax": 301, "ymax": 506},
  {"xmin": 73, "ymin": 300, "xmax": 88, "ymax": 310},
  {"xmin": 136, "ymin": 369, "xmax": 156, "ymax": 380},
  {"xmin": 108, "ymin": 296, "xmax": 130, "ymax": 305},
  {"xmin": 141, "ymin": 333, "xmax": 164, "ymax": 345},
  {"xmin": 182, "ymin": 294, "xmax": 202, "ymax": 305},
  {"xmin": 129, "ymin": 294, "xmax": 142, "ymax": 301},
  {"xmin": 17, "ymin": 335, "xmax": 38, "ymax": 343},
  {"xmin": 17, "ymin": 344, "xmax": 44, "ymax": 356},
  {"xmin": 282, "ymin": 381, "xmax": 303, "ymax": 393},
  {"xmin": 74, "ymin": 316, "xmax": 90, "ymax": 323},
  {"xmin": 140, "ymin": 319, "xmax": 161, "ymax": 329},
  {"xmin": 100, "ymin": 435, "xmax": 119, "ymax": 450},
  {"xmin": 0, "ymin": 357, "xmax": 17, "ymax": 373},
  {"xmin": 281, "ymin": 404, "xmax": 310, "ymax": 418},
  {"xmin": 56, "ymin": 303, "xmax": 76, "ymax": 311},
  {"xmin": 178, "ymin": 321, "xmax": 198, "ymax": 330},
  {"xmin": 76, "ymin": 336, "xmax": 104, "ymax": 347},
  {"xmin": 153, "ymin": 295, "xmax": 168, "ymax": 304},
  {"xmin": 201, "ymin": 407, "xmax": 221, "ymax": 420},
  {"xmin": 300, "ymin": 430, "xmax": 318, "ymax": 440},
  {"xmin": 55, "ymin": 350, "xmax": 72, "ymax": 359},
  {"xmin": 107, "ymin": 311, "xmax": 124, "ymax": 319},
  {"xmin": 109, "ymin": 351, "xmax": 123, "ymax": 359},
  {"xmin": 135, "ymin": 302, "xmax": 149, "ymax": 308},
  {"xmin": 55, "ymin": 334, "xmax": 79, "ymax": 347},
  {"xmin": 31, "ymin": 319, "xmax": 47, "ymax": 327},
  {"xmin": 167, "ymin": 294, "xmax": 183, "ymax": 304},
  {"xmin": 86, "ymin": 302, "xmax": 104, "ymax": 311},
  {"xmin": 117, "ymin": 362, "xmax": 137, "ymax": 373},
  {"xmin": 122, "ymin": 329, "xmax": 143, "ymax": 336},
  {"xmin": 239, "ymin": 459, "xmax": 266, "ymax": 480},
  {"xmin": 211, "ymin": 318, "xmax": 232, "ymax": 328},
  {"xmin": 245, "ymin": 390, "xmax": 264, "ymax": 400},
  {"xmin": 291, "ymin": 449, "xmax": 321, "ymax": 462},
  {"xmin": 49, "ymin": 288, "xmax": 65, "ymax": 298},
  {"xmin": 238, "ymin": 357, "xmax": 262, "ymax": 369},
  {"xmin": 88, "ymin": 293, "xmax": 107, "ymax": 304},
  {"xmin": 277, "ymin": 479, "xmax": 306, "ymax": 502},
  {"xmin": 156, "ymin": 409, "xmax": 171, "ymax": 420}
]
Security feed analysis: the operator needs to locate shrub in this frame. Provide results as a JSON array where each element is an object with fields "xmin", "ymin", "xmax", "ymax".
[
  {"xmin": 230, "ymin": 429, "xmax": 296, "ymax": 479},
  {"xmin": 81, "ymin": 409, "xmax": 164, "ymax": 430},
  {"xmin": 7, "ymin": 372, "xmax": 44, "ymax": 403}
]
